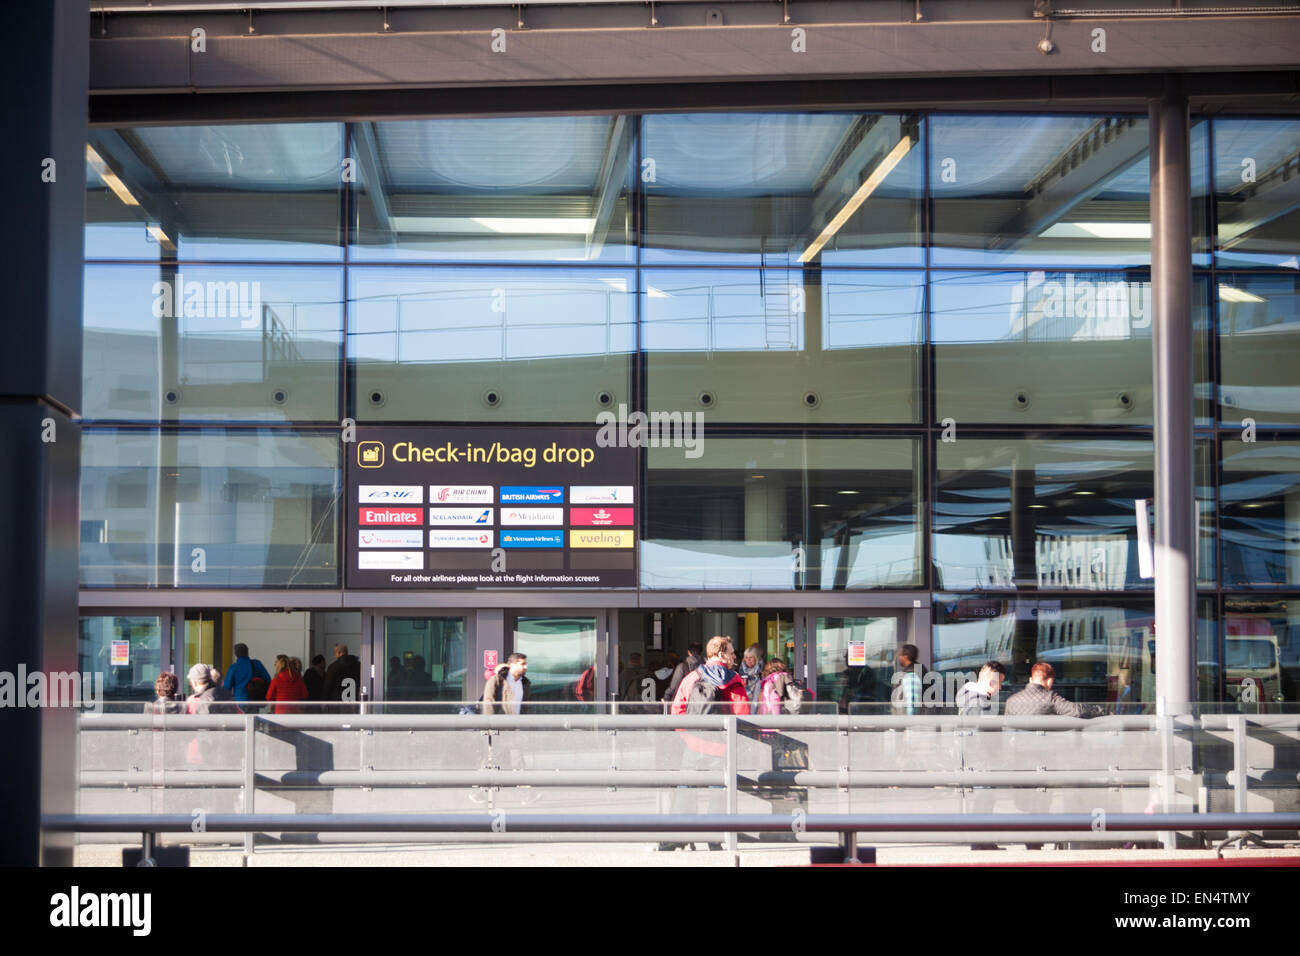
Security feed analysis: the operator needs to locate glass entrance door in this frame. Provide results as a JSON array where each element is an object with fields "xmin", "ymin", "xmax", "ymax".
[
  {"xmin": 811, "ymin": 612, "xmax": 910, "ymax": 712},
  {"xmin": 508, "ymin": 613, "xmax": 606, "ymax": 708},
  {"xmin": 381, "ymin": 616, "xmax": 468, "ymax": 702}
]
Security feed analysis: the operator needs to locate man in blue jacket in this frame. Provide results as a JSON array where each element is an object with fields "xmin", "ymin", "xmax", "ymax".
[{"xmin": 224, "ymin": 643, "xmax": 271, "ymax": 701}]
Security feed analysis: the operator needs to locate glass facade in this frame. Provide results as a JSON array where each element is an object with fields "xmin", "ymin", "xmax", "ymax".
[{"xmin": 80, "ymin": 113, "xmax": 1300, "ymax": 703}]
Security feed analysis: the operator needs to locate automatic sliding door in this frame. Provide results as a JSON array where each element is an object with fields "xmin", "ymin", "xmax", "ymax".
[
  {"xmin": 510, "ymin": 614, "xmax": 602, "ymax": 707},
  {"xmin": 382, "ymin": 616, "xmax": 467, "ymax": 702}
]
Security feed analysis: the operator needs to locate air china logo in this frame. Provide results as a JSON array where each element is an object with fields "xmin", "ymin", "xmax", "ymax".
[
  {"xmin": 432, "ymin": 485, "xmax": 493, "ymax": 504},
  {"xmin": 358, "ymin": 507, "xmax": 423, "ymax": 525}
]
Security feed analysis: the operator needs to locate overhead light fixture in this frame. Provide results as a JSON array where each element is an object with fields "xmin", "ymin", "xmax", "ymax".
[
  {"xmin": 836, "ymin": 490, "xmax": 859, "ymax": 495},
  {"xmin": 1073, "ymin": 490, "xmax": 1096, "ymax": 496},
  {"xmin": 645, "ymin": 286, "xmax": 672, "ymax": 299},
  {"xmin": 799, "ymin": 134, "xmax": 915, "ymax": 263},
  {"xmin": 1028, "ymin": 504, "xmax": 1048, "ymax": 509},
  {"xmin": 146, "ymin": 224, "xmax": 175, "ymax": 249},
  {"xmin": 85, "ymin": 144, "xmax": 140, "ymax": 207},
  {"xmin": 811, "ymin": 503, "xmax": 830, "ymax": 508},
  {"xmin": 1219, "ymin": 285, "xmax": 1266, "ymax": 304},
  {"xmin": 1040, "ymin": 222, "xmax": 1152, "ymax": 240},
  {"xmin": 391, "ymin": 216, "xmax": 594, "ymax": 236}
]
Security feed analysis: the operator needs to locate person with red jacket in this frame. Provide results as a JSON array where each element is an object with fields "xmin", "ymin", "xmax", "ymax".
[
  {"xmin": 265, "ymin": 654, "xmax": 309, "ymax": 714},
  {"xmin": 663, "ymin": 635, "xmax": 749, "ymax": 851}
]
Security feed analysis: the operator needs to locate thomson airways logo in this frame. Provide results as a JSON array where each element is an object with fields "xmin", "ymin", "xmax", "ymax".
[
  {"xmin": 50, "ymin": 886, "xmax": 151, "ymax": 936},
  {"xmin": 151, "ymin": 274, "xmax": 261, "ymax": 327}
]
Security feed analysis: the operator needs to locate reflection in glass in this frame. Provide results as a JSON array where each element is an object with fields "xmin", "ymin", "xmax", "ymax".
[
  {"xmin": 1223, "ymin": 599, "xmax": 1299, "ymax": 710},
  {"xmin": 931, "ymin": 115, "xmax": 1152, "ymax": 268},
  {"xmin": 1214, "ymin": 118, "xmax": 1300, "ymax": 269},
  {"xmin": 352, "ymin": 116, "xmax": 634, "ymax": 263},
  {"xmin": 934, "ymin": 439, "xmax": 1156, "ymax": 591},
  {"xmin": 384, "ymin": 617, "xmax": 466, "ymax": 701},
  {"xmin": 512, "ymin": 616, "xmax": 598, "ymax": 704},
  {"xmin": 1218, "ymin": 273, "xmax": 1300, "ymax": 425},
  {"xmin": 80, "ymin": 430, "xmax": 339, "ymax": 587},
  {"xmin": 643, "ymin": 112, "xmax": 922, "ymax": 266},
  {"xmin": 79, "ymin": 615, "xmax": 164, "ymax": 702},
  {"xmin": 350, "ymin": 267, "xmax": 634, "ymax": 422},
  {"xmin": 86, "ymin": 124, "xmax": 344, "ymax": 260},
  {"xmin": 83, "ymin": 264, "xmax": 343, "ymax": 422},
  {"xmin": 934, "ymin": 596, "xmax": 1215, "ymax": 709},
  {"xmin": 1221, "ymin": 440, "xmax": 1300, "ymax": 587},
  {"xmin": 643, "ymin": 270, "xmax": 922, "ymax": 423},
  {"xmin": 643, "ymin": 438, "xmax": 920, "ymax": 589},
  {"xmin": 814, "ymin": 616, "xmax": 900, "ymax": 712},
  {"xmin": 932, "ymin": 270, "xmax": 1203, "ymax": 425}
]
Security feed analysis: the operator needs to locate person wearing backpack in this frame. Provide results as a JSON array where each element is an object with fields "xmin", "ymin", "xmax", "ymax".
[
  {"xmin": 759, "ymin": 658, "xmax": 801, "ymax": 715},
  {"xmin": 223, "ymin": 643, "xmax": 271, "ymax": 703},
  {"xmin": 663, "ymin": 635, "xmax": 749, "ymax": 850}
]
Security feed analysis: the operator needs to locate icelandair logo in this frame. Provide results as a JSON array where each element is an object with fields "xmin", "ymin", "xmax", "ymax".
[{"xmin": 50, "ymin": 886, "xmax": 151, "ymax": 936}]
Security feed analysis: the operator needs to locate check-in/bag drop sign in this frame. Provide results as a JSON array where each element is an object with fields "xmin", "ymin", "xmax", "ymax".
[{"xmin": 347, "ymin": 427, "xmax": 637, "ymax": 589}]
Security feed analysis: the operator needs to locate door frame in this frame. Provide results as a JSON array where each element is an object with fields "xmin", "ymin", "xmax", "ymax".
[{"xmin": 364, "ymin": 608, "xmax": 478, "ymax": 703}]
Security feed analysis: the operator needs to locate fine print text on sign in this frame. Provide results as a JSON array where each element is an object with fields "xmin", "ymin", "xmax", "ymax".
[{"xmin": 346, "ymin": 427, "xmax": 637, "ymax": 589}]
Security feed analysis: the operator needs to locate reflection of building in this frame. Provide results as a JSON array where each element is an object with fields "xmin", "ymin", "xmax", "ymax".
[{"xmin": 46, "ymin": 4, "xmax": 1300, "ymax": 711}]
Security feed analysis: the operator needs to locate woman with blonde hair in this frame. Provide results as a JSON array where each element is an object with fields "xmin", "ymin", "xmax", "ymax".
[{"xmin": 265, "ymin": 652, "xmax": 308, "ymax": 714}]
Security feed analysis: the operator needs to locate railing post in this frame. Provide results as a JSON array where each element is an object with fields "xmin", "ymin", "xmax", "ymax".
[
  {"xmin": 1232, "ymin": 713, "xmax": 1249, "ymax": 844},
  {"xmin": 725, "ymin": 716, "xmax": 738, "ymax": 863},
  {"xmin": 1158, "ymin": 712, "xmax": 1176, "ymax": 850},
  {"xmin": 243, "ymin": 713, "xmax": 256, "ymax": 858}
]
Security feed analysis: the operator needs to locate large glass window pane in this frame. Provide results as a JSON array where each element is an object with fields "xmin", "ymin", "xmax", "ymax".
[
  {"xmin": 814, "ymin": 615, "xmax": 901, "ymax": 712},
  {"xmin": 384, "ymin": 617, "xmax": 466, "ymax": 702},
  {"xmin": 643, "ymin": 437, "xmax": 921, "ymax": 589},
  {"xmin": 350, "ymin": 267, "xmax": 634, "ymax": 422},
  {"xmin": 934, "ymin": 439, "xmax": 1155, "ymax": 591},
  {"xmin": 933, "ymin": 271, "xmax": 1208, "ymax": 425},
  {"xmin": 512, "ymin": 615, "xmax": 598, "ymax": 704},
  {"xmin": 643, "ymin": 113, "xmax": 923, "ymax": 266},
  {"xmin": 80, "ymin": 429, "xmax": 340, "ymax": 588},
  {"xmin": 1214, "ymin": 118, "xmax": 1300, "ymax": 269},
  {"xmin": 936, "ymin": 596, "xmax": 1220, "ymax": 709},
  {"xmin": 1222, "ymin": 439, "xmax": 1300, "ymax": 588},
  {"xmin": 1218, "ymin": 273, "xmax": 1300, "ymax": 425},
  {"xmin": 644, "ymin": 269, "xmax": 922, "ymax": 423},
  {"xmin": 79, "ymin": 615, "xmax": 164, "ymax": 703},
  {"xmin": 86, "ymin": 124, "xmax": 344, "ymax": 261},
  {"xmin": 1223, "ymin": 598, "xmax": 1299, "ymax": 710},
  {"xmin": 84, "ymin": 264, "xmax": 343, "ymax": 422},
  {"xmin": 351, "ymin": 117, "xmax": 634, "ymax": 264},
  {"xmin": 930, "ymin": 115, "xmax": 1154, "ymax": 268}
]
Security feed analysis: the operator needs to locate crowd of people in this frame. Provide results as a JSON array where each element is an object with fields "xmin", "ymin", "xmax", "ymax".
[{"xmin": 143, "ymin": 643, "xmax": 365, "ymax": 715}]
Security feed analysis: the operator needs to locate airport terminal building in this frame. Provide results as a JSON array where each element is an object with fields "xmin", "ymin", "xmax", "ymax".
[{"xmin": 57, "ymin": 0, "xmax": 1300, "ymax": 714}]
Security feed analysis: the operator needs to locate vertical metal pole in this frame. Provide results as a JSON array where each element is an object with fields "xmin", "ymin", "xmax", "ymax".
[
  {"xmin": 1149, "ymin": 88, "xmax": 1197, "ymax": 717},
  {"xmin": 1232, "ymin": 714, "xmax": 1248, "ymax": 843},
  {"xmin": 725, "ymin": 716, "xmax": 738, "ymax": 864},
  {"xmin": 243, "ymin": 714, "xmax": 255, "ymax": 857}
]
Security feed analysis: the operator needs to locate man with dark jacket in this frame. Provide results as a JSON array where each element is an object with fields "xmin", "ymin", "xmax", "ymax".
[
  {"xmin": 1004, "ymin": 661, "xmax": 1102, "ymax": 717},
  {"xmin": 303, "ymin": 654, "xmax": 326, "ymax": 701},
  {"xmin": 223, "ymin": 643, "xmax": 271, "ymax": 702},
  {"xmin": 323, "ymin": 643, "xmax": 362, "ymax": 704}
]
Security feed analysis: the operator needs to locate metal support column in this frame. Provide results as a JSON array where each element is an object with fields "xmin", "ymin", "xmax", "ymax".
[{"xmin": 1149, "ymin": 87, "xmax": 1197, "ymax": 717}]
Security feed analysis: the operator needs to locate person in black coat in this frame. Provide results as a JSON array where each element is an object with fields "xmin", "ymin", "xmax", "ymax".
[
  {"xmin": 303, "ymin": 654, "xmax": 326, "ymax": 701},
  {"xmin": 322, "ymin": 644, "xmax": 361, "ymax": 706}
]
